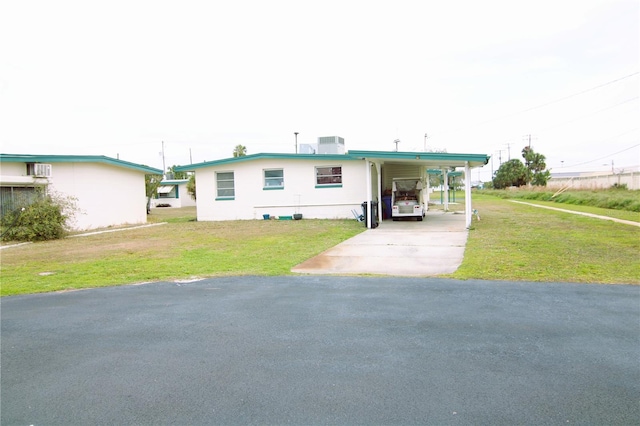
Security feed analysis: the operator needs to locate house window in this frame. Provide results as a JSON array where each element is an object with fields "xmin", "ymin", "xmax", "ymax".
[
  {"xmin": 157, "ymin": 185, "xmax": 177, "ymax": 198},
  {"xmin": 0, "ymin": 186, "xmax": 42, "ymax": 218},
  {"xmin": 315, "ymin": 166, "xmax": 342, "ymax": 187},
  {"xmin": 216, "ymin": 171, "xmax": 235, "ymax": 199},
  {"xmin": 264, "ymin": 169, "xmax": 284, "ymax": 190}
]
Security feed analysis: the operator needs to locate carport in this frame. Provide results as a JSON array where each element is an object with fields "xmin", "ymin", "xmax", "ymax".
[{"xmin": 348, "ymin": 150, "xmax": 490, "ymax": 229}]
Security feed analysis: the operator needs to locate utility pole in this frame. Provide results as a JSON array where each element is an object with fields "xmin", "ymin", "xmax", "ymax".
[
  {"xmin": 294, "ymin": 132, "xmax": 299, "ymax": 154},
  {"xmin": 161, "ymin": 141, "xmax": 166, "ymax": 177},
  {"xmin": 189, "ymin": 148, "xmax": 193, "ymax": 165},
  {"xmin": 423, "ymin": 133, "xmax": 428, "ymax": 151},
  {"xmin": 523, "ymin": 134, "xmax": 536, "ymax": 148},
  {"xmin": 394, "ymin": 139, "xmax": 400, "ymax": 152},
  {"xmin": 505, "ymin": 143, "xmax": 513, "ymax": 160}
]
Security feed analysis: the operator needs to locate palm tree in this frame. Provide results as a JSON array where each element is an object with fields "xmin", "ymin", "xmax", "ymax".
[{"xmin": 233, "ymin": 145, "xmax": 247, "ymax": 157}]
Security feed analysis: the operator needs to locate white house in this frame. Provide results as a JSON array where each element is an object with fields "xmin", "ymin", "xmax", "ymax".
[
  {"xmin": 0, "ymin": 154, "xmax": 163, "ymax": 230},
  {"xmin": 174, "ymin": 149, "xmax": 490, "ymax": 228},
  {"xmin": 151, "ymin": 179, "xmax": 196, "ymax": 208}
]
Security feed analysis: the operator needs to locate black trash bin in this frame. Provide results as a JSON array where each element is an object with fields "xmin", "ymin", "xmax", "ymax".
[{"xmin": 361, "ymin": 201, "xmax": 379, "ymax": 228}]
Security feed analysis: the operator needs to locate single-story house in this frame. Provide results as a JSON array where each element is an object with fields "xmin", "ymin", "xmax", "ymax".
[
  {"xmin": 0, "ymin": 154, "xmax": 163, "ymax": 230},
  {"xmin": 174, "ymin": 149, "xmax": 490, "ymax": 228},
  {"xmin": 150, "ymin": 179, "xmax": 196, "ymax": 208}
]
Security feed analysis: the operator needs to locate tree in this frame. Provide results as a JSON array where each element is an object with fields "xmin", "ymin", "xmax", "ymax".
[
  {"xmin": 492, "ymin": 159, "xmax": 528, "ymax": 189},
  {"xmin": 167, "ymin": 165, "xmax": 188, "ymax": 180},
  {"xmin": 521, "ymin": 146, "xmax": 551, "ymax": 186},
  {"xmin": 145, "ymin": 173, "xmax": 163, "ymax": 213},
  {"xmin": 233, "ymin": 145, "xmax": 247, "ymax": 157},
  {"xmin": 187, "ymin": 174, "xmax": 196, "ymax": 200}
]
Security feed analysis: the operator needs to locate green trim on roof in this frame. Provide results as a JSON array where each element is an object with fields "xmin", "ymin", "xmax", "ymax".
[
  {"xmin": 173, "ymin": 150, "xmax": 490, "ymax": 172},
  {"xmin": 174, "ymin": 152, "xmax": 360, "ymax": 171},
  {"xmin": 0, "ymin": 154, "xmax": 163, "ymax": 174},
  {"xmin": 348, "ymin": 150, "xmax": 490, "ymax": 165}
]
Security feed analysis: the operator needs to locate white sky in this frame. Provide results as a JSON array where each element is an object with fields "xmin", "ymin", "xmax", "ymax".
[{"xmin": 1, "ymin": 0, "xmax": 638, "ymax": 181}]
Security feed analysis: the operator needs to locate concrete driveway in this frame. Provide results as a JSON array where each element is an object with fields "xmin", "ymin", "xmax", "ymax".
[
  {"xmin": 2, "ymin": 277, "xmax": 638, "ymax": 425},
  {"xmin": 293, "ymin": 210, "xmax": 469, "ymax": 276}
]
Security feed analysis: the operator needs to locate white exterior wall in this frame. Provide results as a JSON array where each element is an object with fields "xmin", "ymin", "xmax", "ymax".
[
  {"xmin": 195, "ymin": 158, "xmax": 367, "ymax": 221},
  {"xmin": 0, "ymin": 162, "xmax": 27, "ymax": 176},
  {"xmin": 150, "ymin": 182, "xmax": 196, "ymax": 208},
  {"xmin": 48, "ymin": 163, "xmax": 148, "ymax": 230},
  {"xmin": 548, "ymin": 172, "xmax": 639, "ymax": 190}
]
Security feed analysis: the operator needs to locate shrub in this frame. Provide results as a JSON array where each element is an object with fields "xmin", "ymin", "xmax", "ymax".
[{"xmin": 1, "ymin": 192, "xmax": 79, "ymax": 242}]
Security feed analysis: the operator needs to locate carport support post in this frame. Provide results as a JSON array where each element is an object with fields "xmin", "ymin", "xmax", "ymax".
[
  {"xmin": 464, "ymin": 161, "xmax": 472, "ymax": 228},
  {"xmin": 376, "ymin": 162, "xmax": 382, "ymax": 223},
  {"xmin": 442, "ymin": 168, "xmax": 449, "ymax": 212},
  {"xmin": 366, "ymin": 160, "xmax": 372, "ymax": 229}
]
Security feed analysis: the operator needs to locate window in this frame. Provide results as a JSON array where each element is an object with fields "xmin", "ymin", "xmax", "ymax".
[
  {"xmin": 264, "ymin": 169, "xmax": 284, "ymax": 189},
  {"xmin": 157, "ymin": 185, "xmax": 176, "ymax": 198},
  {"xmin": 315, "ymin": 166, "xmax": 342, "ymax": 187},
  {"xmin": 0, "ymin": 186, "xmax": 42, "ymax": 218},
  {"xmin": 216, "ymin": 171, "xmax": 235, "ymax": 199}
]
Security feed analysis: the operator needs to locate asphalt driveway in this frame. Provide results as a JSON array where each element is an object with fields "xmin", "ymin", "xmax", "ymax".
[{"xmin": 2, "ymin": 277, "xmax": 639, "ymax": 425}]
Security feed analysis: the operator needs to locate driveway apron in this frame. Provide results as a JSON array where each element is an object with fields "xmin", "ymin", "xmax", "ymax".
[{"xmin": 292, "ymin": 210, "xmax": 468, "ymax": 276}]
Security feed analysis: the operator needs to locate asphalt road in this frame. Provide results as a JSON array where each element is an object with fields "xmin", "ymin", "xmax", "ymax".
[{"xmin": 2, "ymin": 277, "xmax": 639, "ymax": 425}]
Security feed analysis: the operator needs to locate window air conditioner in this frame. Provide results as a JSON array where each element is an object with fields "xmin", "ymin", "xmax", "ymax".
[{"xmin": 34, "ymin": 163, "xmax": 52, "ymax": 177}]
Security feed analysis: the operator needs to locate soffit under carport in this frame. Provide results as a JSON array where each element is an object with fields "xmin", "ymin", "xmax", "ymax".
[{"xmin": 347, "ymin": 150, "xmax": 490, "ymax": 169}]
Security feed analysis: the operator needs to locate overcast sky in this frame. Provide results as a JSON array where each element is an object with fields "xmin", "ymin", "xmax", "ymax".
[{"xmin": 1, "ymin": 0, "xmax": 638, "ymax": 181}]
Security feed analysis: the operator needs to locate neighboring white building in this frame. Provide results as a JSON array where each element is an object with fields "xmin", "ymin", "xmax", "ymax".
[
  {"xmin": 175, "ymin": 150, "xmax": 490, "ymax": 228},
  {"xmin": 0, "ymin": 154, "xmax": 163, "ymax": 230},
  {"xmin": 549, "ymin": 170, "xmax": 640, "ymax": 190},
  {"xmin": 150, "ymin": 179, "xmax": 196, "ymax": 208}
]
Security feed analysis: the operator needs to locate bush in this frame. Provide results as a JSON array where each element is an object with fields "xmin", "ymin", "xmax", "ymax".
[{"xmin": 1, "ymin": 192, "xmax": 79, "ymax": 242}]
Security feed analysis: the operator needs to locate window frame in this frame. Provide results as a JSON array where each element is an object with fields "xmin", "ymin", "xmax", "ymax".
[
  {"xmin": 315, "ymin": 165, "xmax": 343, "ymax": 188},
  {"xmin": 215, "ymin": 171, "xmax": 235, "ymax": 200},
  {"xmin": 263, "ymin": 168, "xmax": 284, "ymax": 190}
]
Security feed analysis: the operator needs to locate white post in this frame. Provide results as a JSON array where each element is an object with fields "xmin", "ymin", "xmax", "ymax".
[
  {"xmin": 366, "ymin": 160, "xmax": 372, "ymax": 229},
  {"xmin": 376, "ymin": 162, "xmax": 382, "ymax": 223},
  {"xmin": 465, "ymin": 161, "xmax": 472, "ymax": 228},
  {"xmin": 443, "ymin": 168, "xmax": 449, "ymax": 212},
  {"xmin": 425, "ymin": 170, "xmax": 430, "ymax": 209}
]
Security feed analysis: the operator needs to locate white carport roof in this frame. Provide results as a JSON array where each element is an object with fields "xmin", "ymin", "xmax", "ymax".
[{"xmin": 347, "ymin": 150, "xmax": 490, "ymax": 169}]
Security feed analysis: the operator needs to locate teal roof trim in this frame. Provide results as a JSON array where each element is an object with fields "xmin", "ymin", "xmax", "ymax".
[
  {"xmin": 348, "ymin": 150, "xmax": 490, "ymax": 165},
  {"xmin": 174, "ymin": 152, "xmax": 360, "ymax": 171},
  {"xmin": 0, "ymin": 154, "xmax": 163, "ymax": 174}
]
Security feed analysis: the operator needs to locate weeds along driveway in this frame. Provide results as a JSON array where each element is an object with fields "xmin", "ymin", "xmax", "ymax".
[{"xmin": 2, "ymin": 276, "xmax": 638, "ymax": 425}]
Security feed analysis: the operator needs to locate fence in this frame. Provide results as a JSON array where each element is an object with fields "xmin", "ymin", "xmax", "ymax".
[{"xmin": 548, "ymin": 172, "xmax": 639, "ymax": 191}]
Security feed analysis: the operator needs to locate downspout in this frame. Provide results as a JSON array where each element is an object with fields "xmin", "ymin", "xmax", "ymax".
[{"xmin": 465, "ymin": 161, "xmax": 472, "ymax": 228}]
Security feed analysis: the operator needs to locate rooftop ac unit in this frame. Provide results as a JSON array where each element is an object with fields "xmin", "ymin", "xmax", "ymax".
[{"xmin": 34, "ymin": 163, "xmax": 52, "ymax": 177}]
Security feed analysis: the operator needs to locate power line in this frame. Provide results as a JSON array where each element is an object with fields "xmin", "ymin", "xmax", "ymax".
[
  {"xmin": 564, "ymin": 140, "xmax": 640, "ymax": 168},
  {"xmin": 434, "ymin": 71, "xmax": 639, "ymax": 137},
  {"xmin": 537, "ymin": 96, "xmax": 638, "ymax": 133},
  {"xmin": 514, "ymin": 71, "xmax": 639, "ymax": 115}
]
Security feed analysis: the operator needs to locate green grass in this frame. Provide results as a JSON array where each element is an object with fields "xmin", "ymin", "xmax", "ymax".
[
  {"xmin": 480, "ymin": 188, "xmax": 640, "ymax": 212},
  {"xmin": 2, "ymin": 196, "xmax": 639, "ymax": 296},
  {"xmin": 0, "ymin": 215, "xmax": 365, "ymax": 296},
  {"xmin": 450, "ymin": 194, "xmax": 640, "ymax": 284}
]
